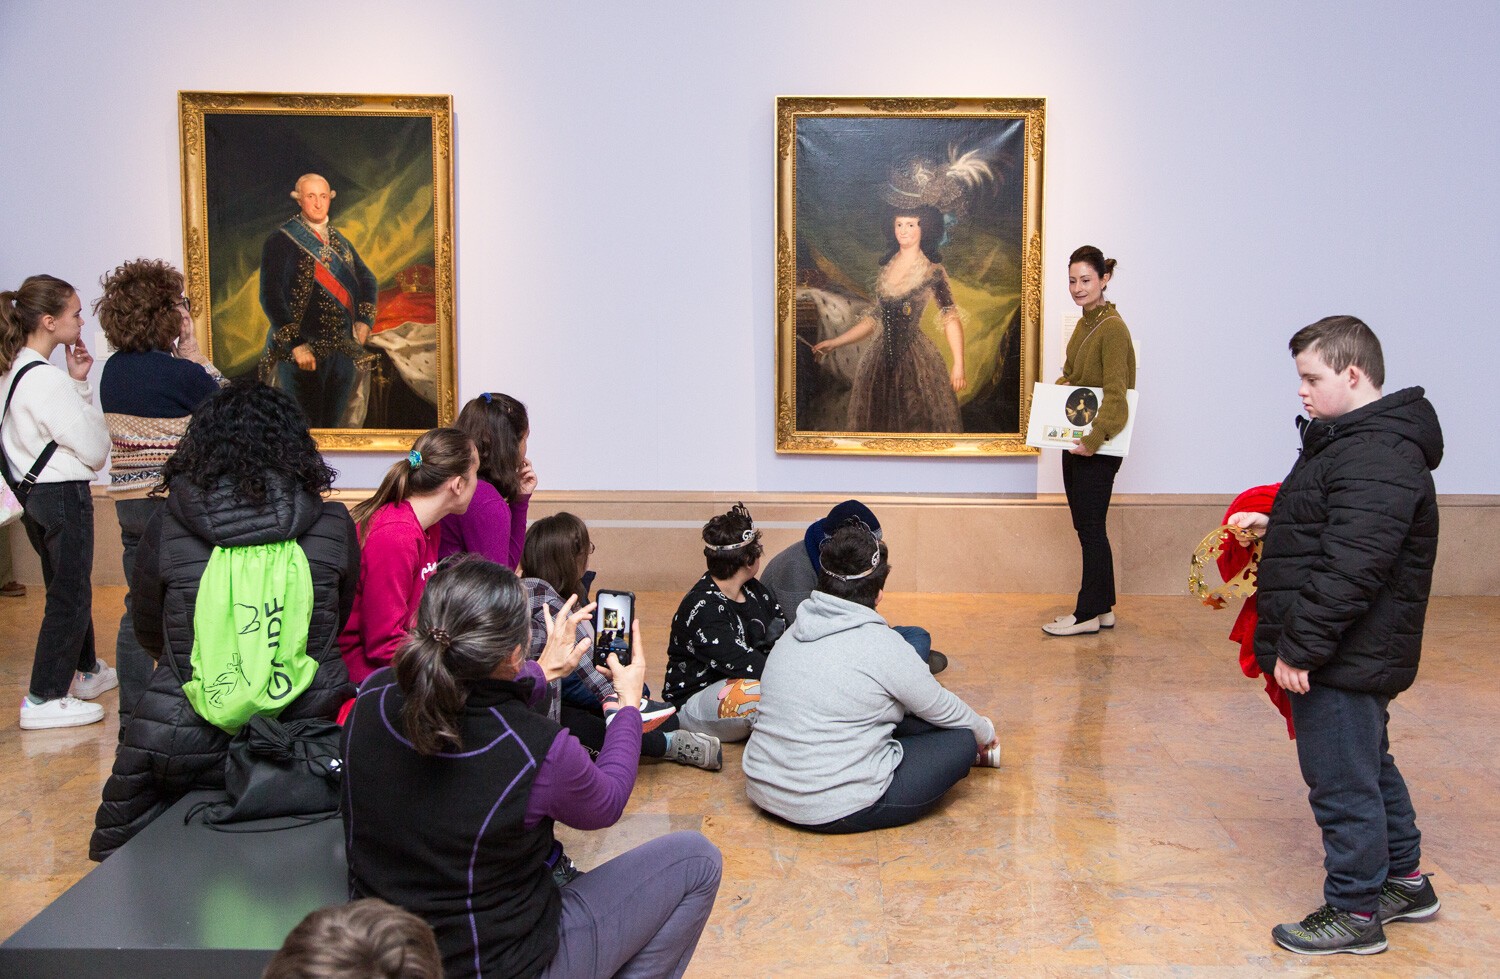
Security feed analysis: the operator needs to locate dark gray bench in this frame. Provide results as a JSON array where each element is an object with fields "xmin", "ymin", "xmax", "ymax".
[{"xmin": 0, "ymin": 791, "xmax": 347, "ymax": 979}]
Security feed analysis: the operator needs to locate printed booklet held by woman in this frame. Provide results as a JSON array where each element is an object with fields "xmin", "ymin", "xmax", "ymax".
[{"xmin": 1025, "ymin": 383, "xmax": 1138, "ymax": 457}]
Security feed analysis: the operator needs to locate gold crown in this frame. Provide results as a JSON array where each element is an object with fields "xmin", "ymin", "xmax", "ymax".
[{"xmin": 396, "ymin": 264, "xmax": 435, "ymax": 294}]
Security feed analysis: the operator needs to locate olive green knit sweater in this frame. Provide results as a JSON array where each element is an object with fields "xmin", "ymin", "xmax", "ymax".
[{"xmin": 1057, "ymin": 301, "xmax": 1136, "ymax": 454}]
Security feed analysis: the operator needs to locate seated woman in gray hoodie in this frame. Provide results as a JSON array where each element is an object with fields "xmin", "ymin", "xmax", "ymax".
[{"xmin": 742, "ymin": 524, "xmax": 1000, "ymax": 833}]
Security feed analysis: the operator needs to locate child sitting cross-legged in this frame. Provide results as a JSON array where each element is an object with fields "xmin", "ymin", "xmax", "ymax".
[{"xmin": 742, "ymin": 523, "xmax": 1000, "ymax": 833}]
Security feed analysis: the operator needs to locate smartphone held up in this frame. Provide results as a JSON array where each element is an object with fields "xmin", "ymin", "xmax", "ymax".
[{"xmin": 593, "ymin": 590, "xmax": 634, "ymax": 667}]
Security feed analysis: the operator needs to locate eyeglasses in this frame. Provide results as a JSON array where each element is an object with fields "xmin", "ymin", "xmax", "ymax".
[{"xmin": 171, "ymin": 297, "xmax": 191, "ymax": 314}]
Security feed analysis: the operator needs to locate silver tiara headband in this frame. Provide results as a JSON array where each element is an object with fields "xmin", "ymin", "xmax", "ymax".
[{"xmin": 705, "ymin": 528, "xmax": 758, "ymax": 551}]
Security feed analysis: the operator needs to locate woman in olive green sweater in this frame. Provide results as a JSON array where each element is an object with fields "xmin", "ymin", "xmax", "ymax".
[{"xmin": 1044, "ymin": 246, "xmax": 1136, "ymax": 637}]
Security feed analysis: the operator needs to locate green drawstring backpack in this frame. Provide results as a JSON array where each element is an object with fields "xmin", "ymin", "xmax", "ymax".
[{"xmin": 183, "ymin": 539, "xmax": 317, "ymax": 734}]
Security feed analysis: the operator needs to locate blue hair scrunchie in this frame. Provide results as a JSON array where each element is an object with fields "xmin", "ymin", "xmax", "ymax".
[{"xmin": 408, "ymin": 449, "xmax": 422, "ymax": 469}]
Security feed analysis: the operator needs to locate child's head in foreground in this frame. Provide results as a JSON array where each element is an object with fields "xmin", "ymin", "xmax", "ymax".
[{"xmin": 261, "ymin": 898, "xmax": 442, "ymax": 979}]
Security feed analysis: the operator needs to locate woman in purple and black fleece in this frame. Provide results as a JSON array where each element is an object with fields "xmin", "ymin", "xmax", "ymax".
[{"xmin": 341, "ymin": 557, "xmax": 722, "ymax": 979}]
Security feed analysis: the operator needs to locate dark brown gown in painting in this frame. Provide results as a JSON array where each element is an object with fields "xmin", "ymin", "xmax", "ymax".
[{"xmin": 847, "ymin": 257, "xmax": 963, "ymax": 433}]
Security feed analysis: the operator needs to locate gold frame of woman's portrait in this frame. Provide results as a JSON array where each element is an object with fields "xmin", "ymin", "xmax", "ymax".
[
  {"xmin": 775, "ymin": 96, "xmax": 1044, "ymax": 456},
  {"xmin": 178, "ymin": 91, "xmax": 457, "ymax": 451}
]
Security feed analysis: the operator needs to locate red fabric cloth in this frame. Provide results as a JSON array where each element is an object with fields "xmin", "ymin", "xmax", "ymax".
[
  {"xmin": 1221, "ymin": 483, "xmax": 1294, "ymax": 739},
  {"xmin": 372, "ymin": 268, "xmax": 437, "ymax": 335}
]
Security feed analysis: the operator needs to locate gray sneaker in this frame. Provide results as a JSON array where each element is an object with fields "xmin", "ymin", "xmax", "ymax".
[
  {"xmin": 1378, "ymin": 874, "xmax": 1440, "ymax": 923},
  {"xmin": 1272, "ymin": 904, "xmax": 1387, "ymax": 955},
  {"xmin": 668, "ymin": 730, "xmax": 722, "ymax": 771}
]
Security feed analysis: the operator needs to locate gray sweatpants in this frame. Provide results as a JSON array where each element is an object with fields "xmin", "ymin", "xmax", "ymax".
[{"xmin": 541, "ymin": 830, "xmax": 722, "ymax": 979}]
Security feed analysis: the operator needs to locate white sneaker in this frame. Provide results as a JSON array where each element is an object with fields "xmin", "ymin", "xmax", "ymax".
[
  {"xmin": 19, "ymin": 696, "xmax": 105, "ymax": 730},
  {"xmin": 1042, "ymin": 614, "xmax": 1101, "ymax": 636},
  {"xmin": 70, "ymin": 661, "xmax": 119, "ymax": 700}
]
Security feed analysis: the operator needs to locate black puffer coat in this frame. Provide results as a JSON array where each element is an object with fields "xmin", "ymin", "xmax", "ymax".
[
  {"xmin": 1253, "ymin": 387, "xmax": 1443, "ymax": 697},
  {"xmin": 90, "ymin": 477, "xmax": 359, "ymax": 860}
]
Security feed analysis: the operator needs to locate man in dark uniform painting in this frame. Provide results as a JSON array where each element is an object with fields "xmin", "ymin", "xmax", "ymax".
[{"xmin": 259, "ymin": 173, "xmax": 378, "ymax": 428}]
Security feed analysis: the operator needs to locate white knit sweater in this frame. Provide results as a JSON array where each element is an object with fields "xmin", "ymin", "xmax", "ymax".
[{"xmin": 1, "ymin": 348, "xmax": 110, "ymax": 483}]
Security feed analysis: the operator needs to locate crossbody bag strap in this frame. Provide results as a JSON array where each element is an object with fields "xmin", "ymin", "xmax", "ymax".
[{"xmin": 1, "ymin": 361, "xmax": 60, "ymax": 494}]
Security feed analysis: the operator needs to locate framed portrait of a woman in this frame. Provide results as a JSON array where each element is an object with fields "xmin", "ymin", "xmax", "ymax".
[
  {"xmin": 774, "ymin": 97, "xmax": 1044, "ymax": 456},
  {"xmin": 179, "ymin": 91, "xmax": 456, "ymax": 451}
]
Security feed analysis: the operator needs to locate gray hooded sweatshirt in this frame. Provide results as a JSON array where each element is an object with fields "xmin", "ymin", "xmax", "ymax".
[{"xmin": 742, "ymin": 591, "xmax": 994, "ymax": 825}]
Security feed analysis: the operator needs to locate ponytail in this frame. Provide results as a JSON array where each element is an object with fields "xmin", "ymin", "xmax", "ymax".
[
  {"xmin": 393, "ymin": 557, "xmax": 531, "ymax": 755},
  {"xmin": 395, "ymin": 632, "xmax": 468, "ymax": 756},
  {"xmin": 351, "ymin": 427, "xmax": 475, "ymax": 537},
  {"xmin": 0, "ymin": 274, "xmax": 77, "ymax": 375}
]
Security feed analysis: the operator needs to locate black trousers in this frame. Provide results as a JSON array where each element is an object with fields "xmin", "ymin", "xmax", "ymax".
[
  {"xmin": 1062, "ymin": 452, "xmax": 1123, "ymax": 621},
  {"xmin": 1290, "ymin": 685, "xmax": 1421, "ymax": 913},
  {"xmin": 21, "ymin": 481, "xmax": 97, "ymax": 700}
]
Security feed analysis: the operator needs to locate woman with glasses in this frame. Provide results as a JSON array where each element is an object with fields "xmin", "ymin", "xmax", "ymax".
[
  {"xmin": 439, "ymin": 392, "xmax": 533, "ymax": 569},
  {"xmin": 96, "ymin": 259, "xmax": 226, "ymax": 726}
]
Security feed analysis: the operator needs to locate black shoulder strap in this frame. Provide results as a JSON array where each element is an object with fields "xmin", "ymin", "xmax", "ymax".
[{"xmin": 1, "ymin": 361, "xmax": 60, "ymax": 494}]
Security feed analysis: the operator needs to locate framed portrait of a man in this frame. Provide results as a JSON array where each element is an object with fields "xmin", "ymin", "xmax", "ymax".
[
  {"xmin": 775, "ymin": 97, "xmax": 1044, "ymax": 456},
  {"xmin": 179, "ymin": 91, "xmax": 456, "ymax": 450}
]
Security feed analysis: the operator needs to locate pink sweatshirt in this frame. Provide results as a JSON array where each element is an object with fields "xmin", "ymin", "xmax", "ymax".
[{"xmin": 339, "ymin": 500, "xmax": 442, "ymax": 684}]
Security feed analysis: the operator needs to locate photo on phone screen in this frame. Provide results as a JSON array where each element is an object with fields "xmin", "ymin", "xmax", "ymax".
[{"xmin": 593, "ymin": 590, "xmax": 634, "ymax": 666}]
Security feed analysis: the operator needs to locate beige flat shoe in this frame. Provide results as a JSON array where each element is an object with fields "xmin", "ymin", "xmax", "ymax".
[
  {"xmin": 1100, "ymin": 611, "xmax": 1116, "ymax": 628},
  {"xmin": 1042, "ymin": 614, "xmax": 1101, "ymax": 636}
]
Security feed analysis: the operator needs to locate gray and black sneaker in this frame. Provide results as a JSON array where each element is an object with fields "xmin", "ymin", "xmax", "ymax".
[
  {"xmin": 1378, "ymin": 873, "xmax": 1440, "ymax": 923},
  {"xmin": 1272, "ymin": 904, "xmax": 1387, "ymax": 955},
  {"xmin": 667, "ymin": 730, "xmax": 722, "ymax": 771}
]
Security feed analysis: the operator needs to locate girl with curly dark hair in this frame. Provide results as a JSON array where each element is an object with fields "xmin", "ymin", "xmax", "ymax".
[
  {"xmin": 439, "ymin": 392, "xmax": 533, "ymax": 568},
  {"xmin": 89, "ymin": 382, "xmax": 359, "ymax": 858},
  {"xmin": 96, "ymin": 258, "xmax": 226, "ymax": 724},
  {"xmin": 2, "ymin": 274, "xmax": 113, "ymax": 731},
  {"xmin": 339, "ymin": 427, "xmax": 480, "ymax": 684}
]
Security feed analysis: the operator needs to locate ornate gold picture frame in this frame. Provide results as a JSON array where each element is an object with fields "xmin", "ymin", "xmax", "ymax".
[
  {"xmin": 179, "ymin": 91, "xmax": 456, "ymax": 451},
  {"xmin": 775, "ymin": 97, "xmax": 1044, "ymax": 456}
]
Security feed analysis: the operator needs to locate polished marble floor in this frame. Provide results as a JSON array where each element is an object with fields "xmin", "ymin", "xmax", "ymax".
[{"xmin": 2, "ymin": 586, "xmax": 1496, "ymax": 976}]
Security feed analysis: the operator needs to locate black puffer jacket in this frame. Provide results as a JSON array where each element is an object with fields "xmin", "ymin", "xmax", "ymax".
[
  {"xmin": 90, "ymin": 477, "xmax": 359, "ymax": 860},
  {"xmin": 1253, "ymin": 387, "xmax": 1443, "ymax": 696}
]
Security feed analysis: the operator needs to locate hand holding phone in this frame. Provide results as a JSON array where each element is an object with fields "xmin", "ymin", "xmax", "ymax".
[{"xmin": 602, "ymin": 619, "xmax": 647, "ymax": 711}]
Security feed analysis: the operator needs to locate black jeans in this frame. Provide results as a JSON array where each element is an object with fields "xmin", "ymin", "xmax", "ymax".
[
  {"xmin": 114, "ymin": 496, "xmax": 161, "ymax": 724},
  {"xmin": 1290, "ymin": 684, "xmax": 1421, "ymax": 914},
  {"xmin": 1062, "ymin": 452, "xmax": 1123, "ymax": 621},
  {"xmin": 806, "ymin": 717, "xmax": 975, "ymax": 834},
  {"xmin": 21, "ymin": 481, "xmax": 97, "ymax": 700}
]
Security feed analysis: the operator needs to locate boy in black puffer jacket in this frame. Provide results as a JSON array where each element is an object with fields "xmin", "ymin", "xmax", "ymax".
[{"xmin": 1229, "ymin": 316, "xmax": 1443, "ymax": 957}]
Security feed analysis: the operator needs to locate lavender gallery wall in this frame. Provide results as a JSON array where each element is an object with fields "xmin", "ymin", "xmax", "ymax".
[{"xmin": 0, "ymin": 0, "xmax": 1494, "ymax": 495}]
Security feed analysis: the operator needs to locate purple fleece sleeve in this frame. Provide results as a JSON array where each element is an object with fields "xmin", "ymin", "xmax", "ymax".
[
  {"xmin": 516, "ymin": 660, "xmax": 547, "ymax": 708},
  {"xmin": 507, "ymin": 493, "xmax": 530, "ymax": 569},
  {"xmin": 524, "ymin": 707, "xmax": 641, "ymax": 830}
]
